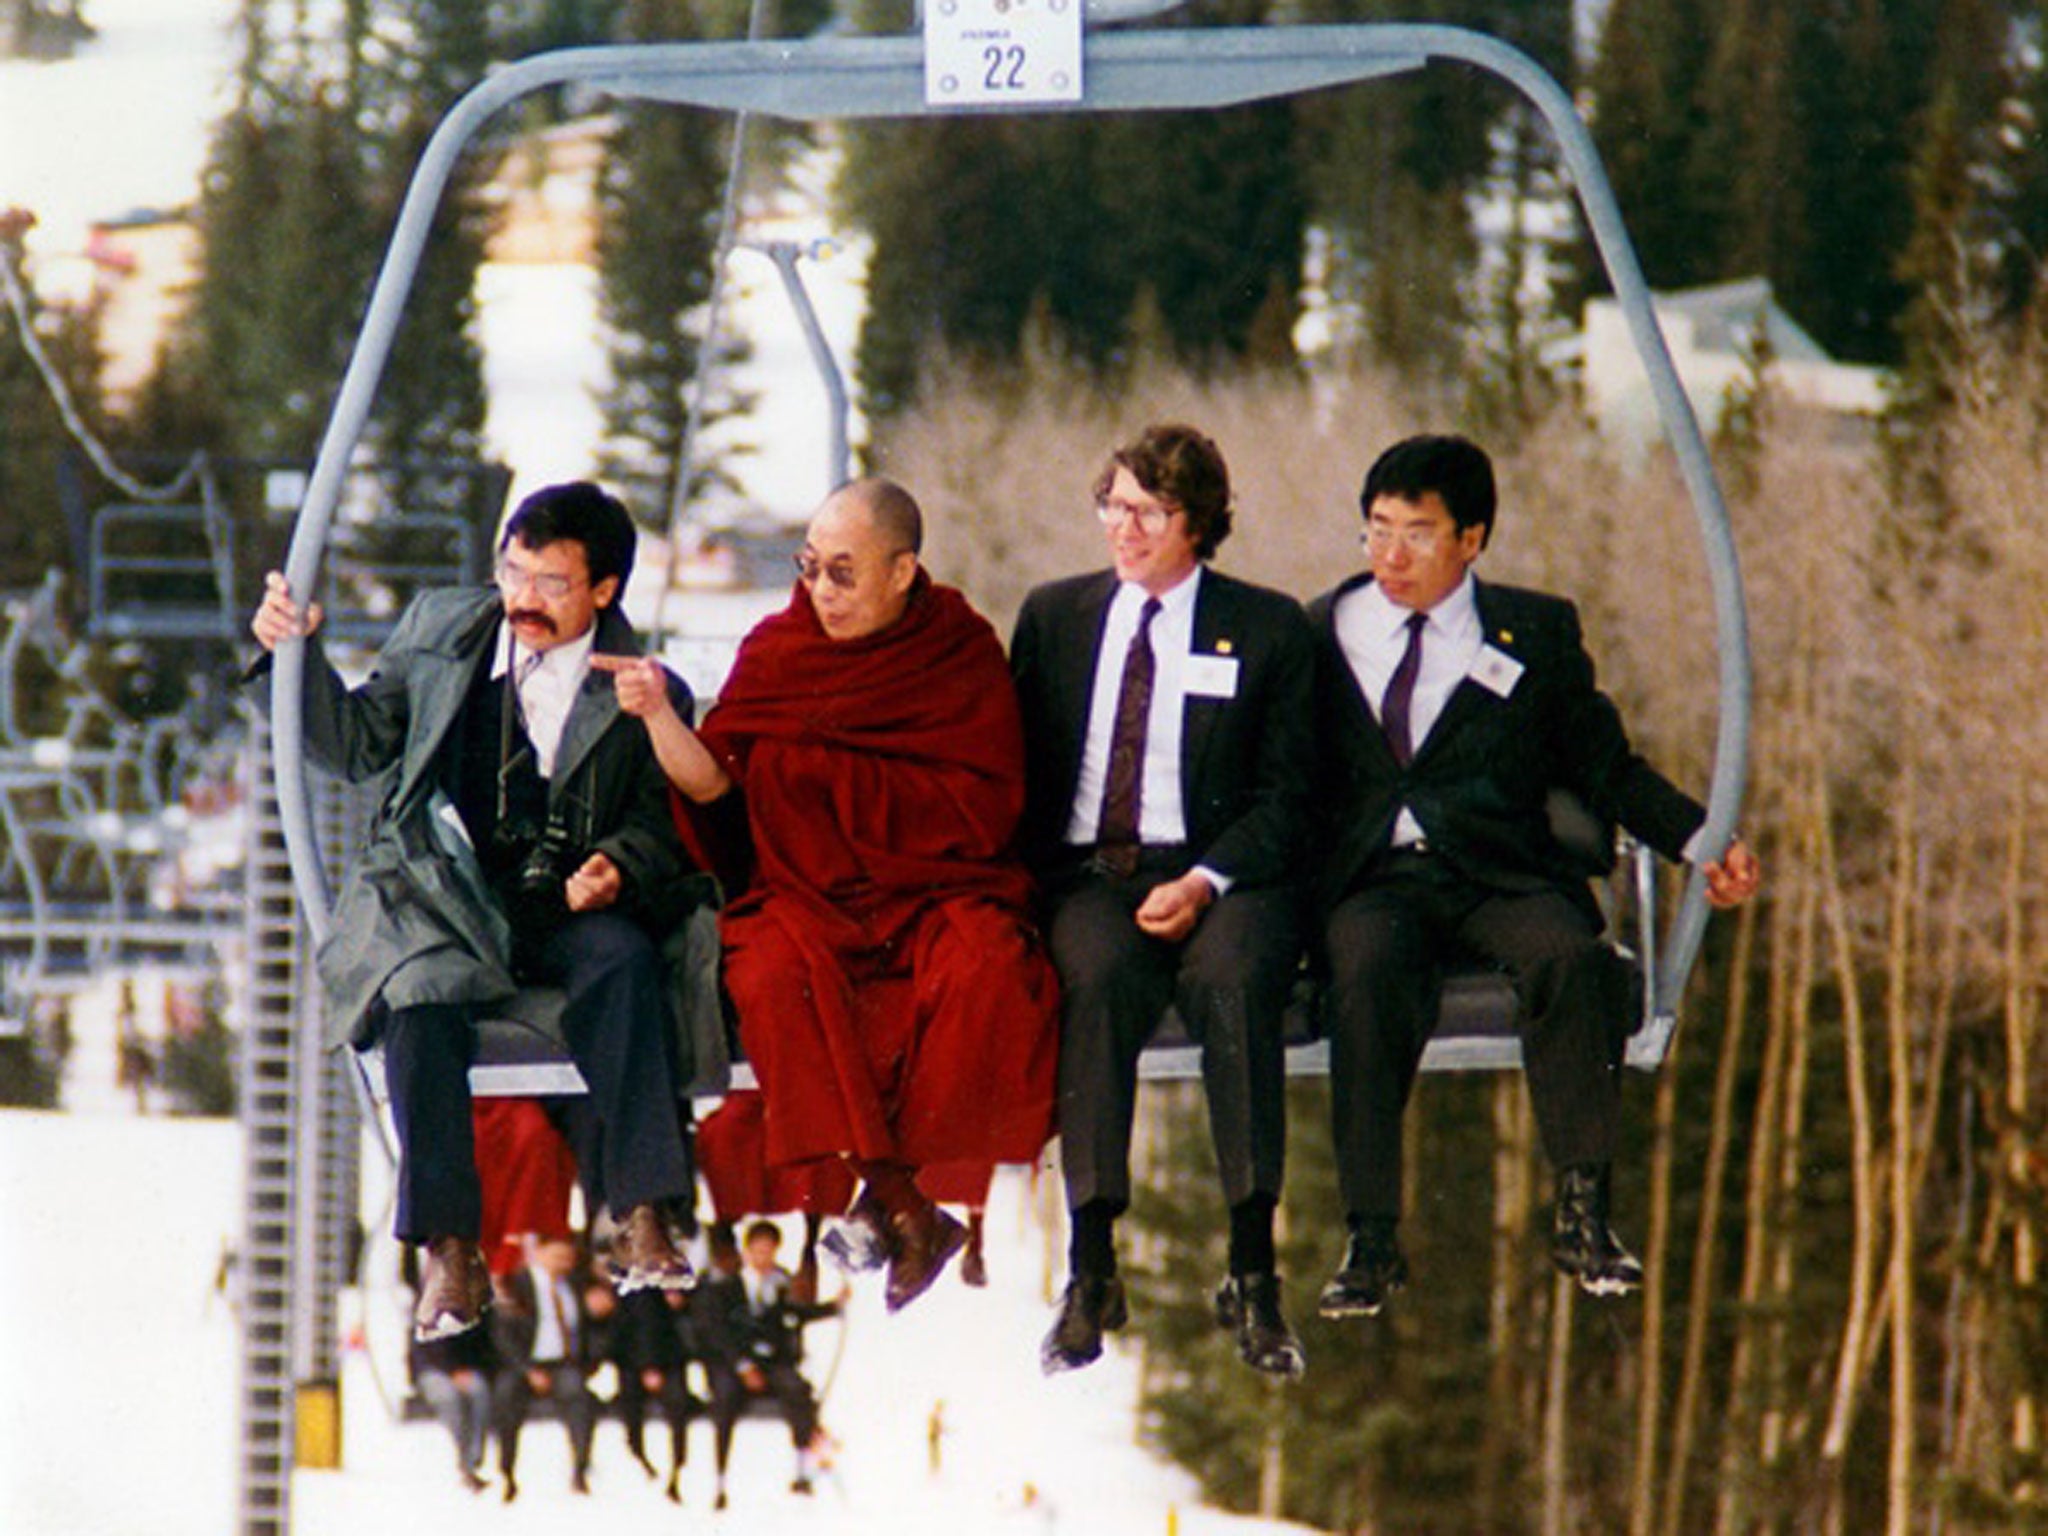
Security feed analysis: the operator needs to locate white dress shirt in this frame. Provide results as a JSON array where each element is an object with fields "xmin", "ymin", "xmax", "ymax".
[
  {"xmin": 529, "ymin": 1271, "xmax": 577, "ymax": 1363},
  {"xmin": 1332, "ymin": 573, "xmax": 1483, "ymax": 848},
  {"xmin": 493, "ymin": 625, "xmax": 595, "ymax": 778},
  {"xmin": 1064, "ymin": 568, "xmax": 1232, "ymax": 893}
]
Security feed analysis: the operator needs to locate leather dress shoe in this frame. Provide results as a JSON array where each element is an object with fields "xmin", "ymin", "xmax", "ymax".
[
  {"xmin": 959, "ymin": 1231, "xmax": 989, "ymax": 1289},
  {"xmin": 821, "ymin": 1192, "xmax": 893, "ymax": 1274},
  {"xmin": 607, "ymin": 1203, "xmax": 694, "ymax": 1295},
  {"xmin": 1215, "ymin": 1273, "xmax": 1306, "ymax": 1380},
  {"xmin": 414, "ymin": 1235, "xmax": 492, "ymax": 1342},
  {"xmin": 1318, "ymin": 1229, "xmax": 1410, "ymax": 1319},
  {"xmin": 884, "ymin": 1201, "xmax": 968, "ymax": 1313},
  {"xmin": 1551, "ymin": 1163, "xmax": 1644, "ymax": 1296},
  {"xmin": 1040, "ymin": 1274, "xmax": 1128, "ymax": 1376}
]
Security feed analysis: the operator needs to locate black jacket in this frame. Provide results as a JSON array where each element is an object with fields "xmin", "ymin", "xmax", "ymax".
[
  {"xmin": 1010, "ymin": 566, "xmax": 1315, "ymax": 889},
  {"xmin": 1307, "ymin": 573, "xmax": 1704, "ymax": 918}
]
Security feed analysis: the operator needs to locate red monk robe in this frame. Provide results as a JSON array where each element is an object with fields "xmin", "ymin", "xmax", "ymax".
[{"xmin": 696, "ymin": 572, "xmax": 1059, "ymax": 1178}]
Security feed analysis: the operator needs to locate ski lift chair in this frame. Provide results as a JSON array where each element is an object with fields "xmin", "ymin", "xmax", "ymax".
[{"xmin": 272, "ymin": 21, "xmax": 1748, "ymax": 1118}]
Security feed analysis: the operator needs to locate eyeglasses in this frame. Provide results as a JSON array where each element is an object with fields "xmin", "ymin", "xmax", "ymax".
[
  {"xmin": 1361, "ymin": 521, "xmax": 1452, "ymax": 556},
  {"xmin": 793, "ymin": 551, "xmax": 859, "ymax": 591},
  {"xmin": 495, "ymin": 560, "xmax": 586, "ymax": 601},
  {"xmin": 1096, "ymin": 497, "xmax": 1182, "ymax": 535}
]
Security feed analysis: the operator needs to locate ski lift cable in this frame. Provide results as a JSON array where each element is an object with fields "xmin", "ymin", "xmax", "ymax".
[
  {"xmin": 0, "ymin": 241, "xmax": 206, "ymax": 505},
  {"xmin": 655, "ymin": 0, "xmax": 771, "ymax": 645}
]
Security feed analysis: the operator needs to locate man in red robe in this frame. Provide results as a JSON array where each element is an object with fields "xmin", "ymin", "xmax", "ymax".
[{"xmin": 606, "ymin": 478, "xmax": 1058, "ymax": 1312}]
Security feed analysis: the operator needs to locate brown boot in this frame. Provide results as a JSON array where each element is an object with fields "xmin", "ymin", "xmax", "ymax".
[
  {"xmin": 959, "ymin": 1210, "xmax": 988, "ymax": 1288},
  {"xmin": 606, "ymin": 1203, "xmax": 694, "ymax": 1294},
  {"xmin": 414, "ymin": 1235, "xmax": 491, "ymax": 1342},
  {"xmin": 884, "ymin": 1199, "xmax": 968, "ymax": 1313}
]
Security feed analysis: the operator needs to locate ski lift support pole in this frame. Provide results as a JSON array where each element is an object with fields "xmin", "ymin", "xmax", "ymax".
[{"xmin": 750, "ymin": 238, "xmax": 852, "ymax": 492}]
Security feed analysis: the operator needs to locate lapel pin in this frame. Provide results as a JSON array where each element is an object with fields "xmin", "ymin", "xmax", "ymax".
[
  {"xmin": 1499, "ymin": 629, "xmax": 1513, "ymax": 645},
  {"xmin": 1216, "ymin": 639, "xmax": 1234, "ymax": 655}
]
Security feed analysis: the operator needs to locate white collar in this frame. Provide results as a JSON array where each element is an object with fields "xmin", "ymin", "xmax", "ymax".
[
  {"xmin": 1115, "ymin": 562, "xmax": 1203, "ymax": 619},
  {"xmin": 492, "ymin": 622, "xmax": 597, "ymax": 682},
  {"xmin": 1360, "ymin": 571, "xmax": 1477, "ymax": 643}
]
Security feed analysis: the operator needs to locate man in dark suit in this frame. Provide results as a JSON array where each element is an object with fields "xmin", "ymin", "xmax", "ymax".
[
  {"xmin": 251, "ymin": 482, "xmax": 699, "ymax": 1342},
  {"xmin": 596, "ymin": 1284, "xmax": 699, "ymax": 1503},
  {"xmin": 1012, "ymin": 423, "xmax": 1315, "ymax": 1380},
  {"xmin": 491, "ymin": 1234, "xmax": 601, "ymax": 1501},
  {"xmin": 697, "ymin": 1220, "xmax": 840, "ymax": 1509},
  {"xmin": 1308, "ymin": 434, "xmax": 1760, "ymax": 1317}
]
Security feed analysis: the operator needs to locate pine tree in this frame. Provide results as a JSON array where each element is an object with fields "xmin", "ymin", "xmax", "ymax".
[
  {"xmin": 0, "ymin": 218, "xmax": 102, "ymax": 586},
  {"xmin": 1580, "ymin": 0, "xmax": 2006, "ymax": 368},
  {"xmin": 595, "ymin": 0, "xmax": 745, "ymax": 521},
  {"xmin": 363, "ymin": 0, "xmax": 498, "ymax": 486},
  {"xmin": 840, "ymin": 0, "xmax": 1307, "ymax": 422},
  {"xmin": 167, "ymin": 3, "xmax": 376, "ymax": 462}
]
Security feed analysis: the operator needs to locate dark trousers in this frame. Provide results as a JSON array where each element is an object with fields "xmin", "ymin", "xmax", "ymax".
[
  {"xmin": 617, "ymin": 1369, "xmax": 698, "ymax": 1471},
  {"xmin": 493, "ymin": 1362, "xmax": 597, "ymax": 1480},
  {"xmin": 706, "ymin": 1358, "xmax": 819, "ymax": 1475},
  {"xmin": 382, "ymin": 911, "xmax": 691, "ymax": 1242},
  {"xmin": 1323, "ymin": 860, "xmax": 1635, "ymax": 1220},
  {"xmin": 1045, "ymin": 857, "xmax": 1298, "ymax": 1214}
]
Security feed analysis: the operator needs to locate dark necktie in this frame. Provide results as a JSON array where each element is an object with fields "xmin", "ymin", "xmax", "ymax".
[
  {"xmin": 1095, "ymin": 596, "xmax": 1163, "ymax": 877},
  {"xmin": 1381, "ymin": 611, "xmax": 1428, "ymax": 765}
]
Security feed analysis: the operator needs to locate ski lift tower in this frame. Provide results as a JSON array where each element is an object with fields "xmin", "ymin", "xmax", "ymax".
[{"xmin": 250, "ymin": 14, "xmax": 1750, "ymax": 1535}]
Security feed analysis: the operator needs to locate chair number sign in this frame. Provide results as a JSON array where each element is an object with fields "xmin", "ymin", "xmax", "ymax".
[{"xmin": 923, "ymin": 0, "xmax": 1083, "ymax": 106}]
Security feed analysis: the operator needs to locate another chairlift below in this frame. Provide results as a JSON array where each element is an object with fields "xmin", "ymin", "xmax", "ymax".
[{"xmin": 278, "ymin": 20, "xmax": 1750, "ymax": 1110}]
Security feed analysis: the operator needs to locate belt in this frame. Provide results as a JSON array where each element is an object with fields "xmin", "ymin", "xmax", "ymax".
[{"xmin": 1074, "ymin": 841, "xmax": 1190, "ymax": 879}]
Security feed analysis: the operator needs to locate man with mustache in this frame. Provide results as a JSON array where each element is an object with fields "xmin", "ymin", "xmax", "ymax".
[{"xmin": 252, "ymin": 481, "xmax": 700, "ymax": 1342}]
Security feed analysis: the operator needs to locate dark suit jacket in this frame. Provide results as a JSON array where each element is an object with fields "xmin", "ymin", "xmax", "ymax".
[
  {"xmin": 492, "ymin": 1266, "xmax": 598, "ymax": 1372},
  {"xmin": 1307, "ymin": 573, "xmax": 1704, "ymax": 917},
  {"xmin": 1010, "ymin": 567, "xmax": 1315, "ymax": 889},
  {"xmin": 695, "ymin": 1267, "xmax": 834, "ymax": 1372}
]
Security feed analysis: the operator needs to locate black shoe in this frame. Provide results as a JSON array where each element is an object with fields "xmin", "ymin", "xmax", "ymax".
[
  {"xmin": 791, "ymin": 1476, "xmax": 815, "ymax": 1496},
  {"xmin": 1318, "ymin": 1225, "xmax": 1409, "ymax": 1319},
  {"xmin": 571, "ymin": 1467, "xmax": 591, "ymax": 1495},
  {"xmin": 714, "ymin": 1488, "xmax": 729, "ymax": 1511},
  {"xmin": 1040, "ymin": 1274, "xmax": 1128, "ymax": 1376},
  {"xmin": 459, "ymin": 1468, "xmax": 487, "ymax": 1494},
  {"xmin": 501, "ymin": 1472, "xmax": 519, "ymax": 1504},
  {"xmin": 1551, "ymin": 1164, "xmax": 1644, "ymax": 1297},
  {"xmin": 1215, "ymin": 1273, "xmax": 1306, "ymax": 1380}
]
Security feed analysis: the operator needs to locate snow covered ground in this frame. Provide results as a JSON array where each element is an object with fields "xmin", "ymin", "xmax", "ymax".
[{"xmin": 0, "ymin": 1098, "xmax": 1311, "ymax": 1536}]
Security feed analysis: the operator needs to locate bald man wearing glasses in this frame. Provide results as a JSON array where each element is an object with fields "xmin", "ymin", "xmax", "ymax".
[{"xmin": 613, "ymin": 478, "xmax": 1058, "ymax": 1316}]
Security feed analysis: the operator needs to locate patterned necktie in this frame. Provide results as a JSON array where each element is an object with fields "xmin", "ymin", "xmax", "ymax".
[
  {"xmin": 1381, "ymin": 611, "xmax": 1428, "ymax": 765},
  {"xmin": 1095, "ymin": 596, "xmax": 1163, "ymax": 877}
]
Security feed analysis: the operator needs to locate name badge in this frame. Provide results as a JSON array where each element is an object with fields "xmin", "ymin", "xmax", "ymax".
[
  {"xmin": 1184, "ymin": 653, "xmax": 1241, "ymax": 699},
  {"xmin": 1471, "ymin": 644, "xmax": 1524, "ymax": 698}
]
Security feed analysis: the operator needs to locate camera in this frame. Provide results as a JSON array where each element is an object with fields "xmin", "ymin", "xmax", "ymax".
[{"xmin": 498, "ymin": 814, "xmax": 580, "ymax": 927}]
